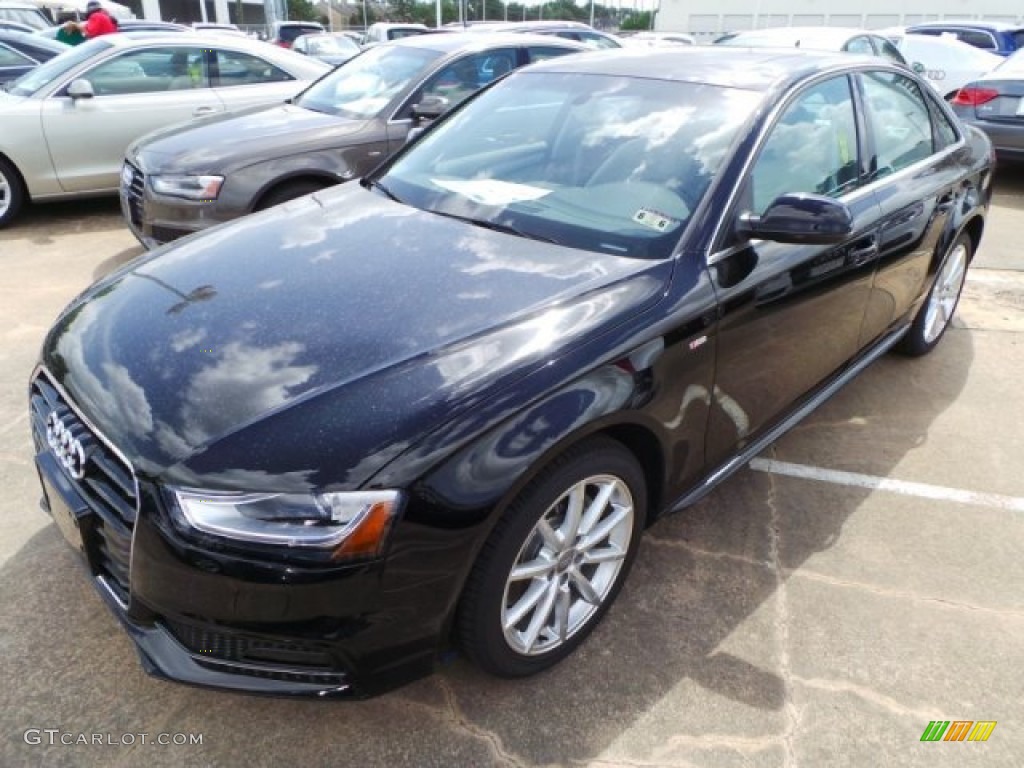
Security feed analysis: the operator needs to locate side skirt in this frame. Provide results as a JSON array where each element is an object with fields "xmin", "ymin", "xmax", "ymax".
[{"xmin": 666, "ymin": 323, "xmax": 911, "ymax": 514}]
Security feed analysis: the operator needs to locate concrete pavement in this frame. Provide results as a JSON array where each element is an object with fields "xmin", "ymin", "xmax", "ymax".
[{"xmin": 0, "ymin": 174, "xmax": 1022, "ymax": 767}]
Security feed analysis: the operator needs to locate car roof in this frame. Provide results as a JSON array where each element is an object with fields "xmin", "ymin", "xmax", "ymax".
[
  {"xmin": 522, "ymin": 47, "xmax": 877, "ymax": 90},
  {"xmin": 724, "ymin": 27, "xmax": 874, "ymax": 46},
  {"xmin": 0, "ymin": 28, "xmax": 65, "ymax": 49},
  {"xmin": 390, "ymin": 31, "xmax": 588, "ymax": 53},
  {"xmin": 908, "ymin": 20, "xmax": 1023, "ymax": 32}
]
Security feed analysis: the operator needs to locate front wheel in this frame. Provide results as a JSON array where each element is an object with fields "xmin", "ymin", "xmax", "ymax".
[
  {"xmin": 897, "ymin": 233, "xmax": 971, "ymax": 356},
  {"xmin": 456, "ymin": 437, "xmax": 646, "ymax": 677},
  {"xmin": 0, "ymin": 157, "xmax": 26, "ymax": 228}
]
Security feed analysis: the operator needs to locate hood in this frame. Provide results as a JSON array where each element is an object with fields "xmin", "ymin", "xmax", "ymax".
[
  {"xmin": 42, "ymin": 183, "xmax": 671, "ymax": 490},
  {"xmin": 129, "ymin": 103, "xmax": 370, "ymax": 174}
]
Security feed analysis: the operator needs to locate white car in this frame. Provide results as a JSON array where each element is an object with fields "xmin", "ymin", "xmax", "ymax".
[
  {"xmin": 622, "ymin": 31, "xmax": 696, "ymax": 47},
  {"xmin": 0, "ymin": 34, "xmax": 330, "ymax": 226},
  {"xmin": 881, "ymin": 29, "xmax": 1003, "ymax": 99}
]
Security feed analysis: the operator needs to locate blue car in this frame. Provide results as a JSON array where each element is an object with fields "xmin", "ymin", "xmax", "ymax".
[{"xmin": 906, "ymin": 20, "xmax": 1024, "ymax": 57}]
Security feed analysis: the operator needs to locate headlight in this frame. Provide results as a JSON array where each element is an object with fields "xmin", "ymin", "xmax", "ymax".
[
  {"xmin": 171, "ymin": 488, "xmax": 401, "ymax": 556},
  {"xmin": 150, "ymin": 174, "xmax": 224, "ymax": 201}
]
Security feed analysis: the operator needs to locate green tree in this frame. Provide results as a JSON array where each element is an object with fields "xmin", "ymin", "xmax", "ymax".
[
  {"xmin": 288, "ymin": 0, "xmax": 320, "ymax": 22},
  {"xmin": 620, "ymin": 10, "xmax": 652, "ymax": 31}
]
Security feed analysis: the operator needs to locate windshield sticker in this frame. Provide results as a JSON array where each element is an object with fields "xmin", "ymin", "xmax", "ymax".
[
  {"xmin": 632, "ymin": 208, "xmax": 679, "ymax": 232},
  {"xmin": 431, "ymin": 179, "xmax": 552, "ymax": 206}
]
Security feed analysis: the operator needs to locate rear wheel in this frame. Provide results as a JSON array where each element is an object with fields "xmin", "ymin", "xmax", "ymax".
[
  {"xmin": 0, "ymin": 157, "xmax": 26, "ymax": 228},
  {"xmin": 255, "ymin": 180, "xmax": 329, "ymax": 210},
  {"xmin": 457, "ymin": 437, "xmax": 646, "ymax": 677},
  {"xmin": 897, "ymin": 233, "xmax": 971, "ymax": 356}
]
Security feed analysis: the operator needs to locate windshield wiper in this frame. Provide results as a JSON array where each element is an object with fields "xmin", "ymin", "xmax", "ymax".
[
  {"xmin": 431, "ymin": 210, "xmax": 561, "ymax": 245},
  {"xmin": 362, "ymin": 177, "xmax": 404, "ymax": 204}
]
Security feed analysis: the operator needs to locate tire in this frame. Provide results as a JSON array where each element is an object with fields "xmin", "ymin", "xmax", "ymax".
[
  {"xmin": 456, "ymin": 436, "xmax": 647, "ymax": 677},
  {"xmin": 255, "ymin": 180, "xmax": 329, "ymax": 211},
  {"xmin": 0, "ymin": 156, "xmax": 26, "ymax": 228},
  {"xmin": 896, "ymin": 233, "xmax": 971, "ymax": 357}
]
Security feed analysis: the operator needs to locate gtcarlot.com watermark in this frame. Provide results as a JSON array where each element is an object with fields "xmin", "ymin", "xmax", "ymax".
[{"xmin": 24, "ymin": 729, "xmax": 203, "ymax": 746}]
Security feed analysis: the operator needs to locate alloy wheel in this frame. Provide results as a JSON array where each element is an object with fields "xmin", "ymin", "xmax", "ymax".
[
  {"xmin": 923, "ymin": 241, "xmax": 968, "ymax": 344},
  {"xmin": 501, "ymin": 474, "xmax": 635, "ymax": 656}
]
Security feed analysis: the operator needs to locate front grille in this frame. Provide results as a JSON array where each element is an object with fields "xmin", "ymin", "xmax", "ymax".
[
  {"xmin": 31, "ymin": 372, "xmax": 137, "ymax": 601},
  {"xmin": 122, "ymin": 162, "xmax": 145, "ymax": 229},
  {"xmin": 164, "ymin": 619, "xmax": 336, "ymax": 669}
]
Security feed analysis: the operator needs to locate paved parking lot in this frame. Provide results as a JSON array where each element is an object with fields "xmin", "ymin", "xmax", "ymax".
[{"xmin": 1, "ymin": 171, "xmax": 1023, "ymax": 768}]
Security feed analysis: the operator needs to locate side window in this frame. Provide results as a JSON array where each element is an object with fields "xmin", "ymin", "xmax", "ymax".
[
  {"xmin": 81, "ymin": 48, "xmax": 208, "ymax": 95},
  {"xmin": 875, "ymin": 38, "xmax": 907, "ymax": 65},
  {"xmin": 748, "ymin": 76, "xmax": 859, "ymax": 214},
  {"xmin": 579, "ymin": 32, "xmax": 619, "ymax": 49},
  {"xmin": 845, "ymin": 36, "xmax": 874, "ymax": 55},
  {"xmin": 214, "ymin": 51, "xmax": 293, "ymax": 86},
  {"xmin": 419, "ymin": 49, "xmax": 517, "ymax": 109},
  {"xmin": 0, "ymin": 44, "xmax": 32, "ymax": 67},
  {"xmin": 527, "ymin": 45, "xmax": 577, "ymax": 63},
  {"xmin": 926, "ymin": 93, "xmax": 960, "ymax": 149},
  {"xmin": 860, "ymin": 71, "xmax": 934, "ymax": 176}
]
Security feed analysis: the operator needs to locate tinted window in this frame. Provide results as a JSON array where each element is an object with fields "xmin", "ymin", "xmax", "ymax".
[
  {"xmin": 214, "ymin": 50, "xmax": 291, "ymax": 86},
  {"xmin": 749, "ymin": 76, "xmax": 859, "ymax": 214},
  {"xmin": 860, "ymin": 71, "xmax": 934, "ymax": 175},
  {"xmin": 957, "ymin": 30, "xmax": 996, "ymax": 50},
  {"xmin": 4, "ymin": 37, "xmax": 60, "ymax": 62},
  {"xmin": 419, "ymin": 49, "xmax": 517, "ymax": 109},
  {"xmin": 0, "ymin": 42, "xmax": 30, "ymax": 67},
  {"xmin": 8, "ymin": 37, "xmax": 111, "ymax": 96},
  {"xmin": 83, "ymin": 47, "xmax": 209, "ymax": 95},
  {"xmin": 1012, "ymin": 30, "xmax": 1024, "ymax": 49},
  {"xmin": 280, "ymin": 25, "xmax": 321, "ymax": 44},
  {"xmin": 926, "ymin": 94, "xmax": 959, "ymax": 149}
]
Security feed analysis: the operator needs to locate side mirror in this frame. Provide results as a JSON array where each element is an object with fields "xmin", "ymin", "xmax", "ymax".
[
  {"xmin": 67, "ymin": 79, "xmax": 94, "ymax": 100},
  {"xmin": 411, "ymin": 94, "xmax": 449, "ymax": 121},
  {"xmin": 737, "ymin": 193, "xmax": 854, "ymax": 245},
  {"xmin": 405, "ymin": 124, "xmax": 428, "ymax": 145}
]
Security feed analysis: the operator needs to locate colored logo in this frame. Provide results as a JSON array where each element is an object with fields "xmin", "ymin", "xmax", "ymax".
[{"xmin": 920, "ymin": 721, "xmax": 997, "ymax": 742}]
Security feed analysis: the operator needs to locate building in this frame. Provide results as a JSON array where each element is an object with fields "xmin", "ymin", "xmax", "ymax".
[{"xmin": 656, "ymin": 0, "xmax": 1024, "ymax": 39}]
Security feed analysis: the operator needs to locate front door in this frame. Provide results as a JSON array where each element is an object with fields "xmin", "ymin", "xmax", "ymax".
[{"xmin": 705, "ymin": 74, "xmax": 883, "ymax": 466}]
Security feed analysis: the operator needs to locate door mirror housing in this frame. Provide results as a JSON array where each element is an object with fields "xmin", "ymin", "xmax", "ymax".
[
  {"xmin": 66, "ymin": 79, "xmax": 94, "ymax": 100},
  {"xmin": 411, "ymin": 95, "xmax": 449, "ymax": 121},
  {"xmin": 737, "ymin": 193, "xmax": 854, "ymax": 245}
]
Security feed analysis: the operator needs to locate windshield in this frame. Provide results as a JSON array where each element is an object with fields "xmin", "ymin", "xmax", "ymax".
[
  {"xmin": 296, "ymin": 44, "xmax": 441, "ymax": 119},
  {"xmin": 308, "ymin": 35, "xmax": 358, "ymax": 55},
  {"xmin": 8, "ymin": 38, "xmax": 112, "ymax": 97},
  {"xmin": 378, "ymin": 72, "xmax": 761, "ymax": 260}
]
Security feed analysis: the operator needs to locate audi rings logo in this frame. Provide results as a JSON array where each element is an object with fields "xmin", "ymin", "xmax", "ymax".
[{"xmin": 46, "ymin": 411, "xmax": 88, "ymax": 480}]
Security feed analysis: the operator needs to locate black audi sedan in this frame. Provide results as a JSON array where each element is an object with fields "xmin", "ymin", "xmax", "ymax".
[{"xmin": 32, "ymin": 48, "xmax": 991, "ymax": 698}]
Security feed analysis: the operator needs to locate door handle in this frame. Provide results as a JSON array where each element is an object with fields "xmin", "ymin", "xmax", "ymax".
[
  {"xmin": 848, "ymin": 239, "xmax": 878, "ymax": 266},
  {"xmin": 193, "ymin": 106, "xmax": 218, "ymax": 117}
]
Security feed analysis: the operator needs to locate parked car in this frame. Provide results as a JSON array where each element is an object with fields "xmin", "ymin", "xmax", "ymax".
[
  {"xmin": 881, "ymin": 28, "xmax": 1003, "ymax": 99},
  {"xmin": 363, "ymin": 22, "xmax": 429, "ymax": 45},
  {"xmin": 906, "ymin": 20, "xmax": 1024, "ymax": 57},
  {"xmin": 951, "ymin": 50, "xmax": 1024, "ymax": 159},
  {"xmin": 0, "ymin": 30, "xmax": 64, "ymax": 84},
  {"xmin": 716, "ymin": 26, "xmax": 907, "ymax": 66},
  {"xmin": 470, "ymin": 20, "xmax": 622, "ymax": 49},
  {"xmin": 0, "ymin": 34, "xmax": 330, "ymax": 226},
  {"xmin": 121, "ymin": 33, "xmax": 586, "ymax": 247},
  {"xmin": 0, "ymin": 2, "xmax": 51, "ymax": 32},
  {"xmin": 0, "ymin": 18, "xmax": 34, "ymax": 33},
  {"xmin": 34, "ymin": 47, "xmax": 990, "ymax": 698},
  {"xmin": 291, "ymin": 31, "xmax": 360, "ymax": 66},
  {"xmin": 270, "ymin": 20, "xmax": 324, "ymax": 49}
]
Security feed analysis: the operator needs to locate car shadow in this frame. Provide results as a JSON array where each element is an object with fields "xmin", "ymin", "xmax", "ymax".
[
  {"xmin": 8, "ymin": 197, "xmax": 126, "ymax": 241},
  {"xmin": 991, "ymin": 160, "xmax": 1024, "ymax": 212},
  {"xmin": 0, "ymin": 328, "xmax": 974, "ymax": 766}
]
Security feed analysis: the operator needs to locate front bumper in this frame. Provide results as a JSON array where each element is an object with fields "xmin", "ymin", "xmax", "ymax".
[{"xmin": 30, "ymin": 369, "xmax": 446, "ymax": 698}]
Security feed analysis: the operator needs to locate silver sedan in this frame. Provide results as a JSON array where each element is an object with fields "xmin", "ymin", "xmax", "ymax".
[{"xmin": 0, "ymin": 34, "xmax": 330, "ymax": 226}]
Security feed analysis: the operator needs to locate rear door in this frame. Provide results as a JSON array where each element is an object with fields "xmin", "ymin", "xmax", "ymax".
[
  {"xmin": 705, "ymin": 74, "xmax": 883, "ymax": 465},
  {"xmin": 855, "ymin": 69, "xmax": 965, "ymax": 345},
  {"xmin": 41, "ymin": 45, "xmax": 220, "ymax": 192}
]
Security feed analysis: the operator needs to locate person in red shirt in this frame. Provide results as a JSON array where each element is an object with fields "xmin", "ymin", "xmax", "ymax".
[{"xmin": 77, "ymin": 1, "xmax": 118, "ymax": 37}]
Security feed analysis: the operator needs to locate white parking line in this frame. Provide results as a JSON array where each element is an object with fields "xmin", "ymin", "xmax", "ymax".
[{"xmin": 749, "ymin": 458, "xmax": 1024, "ymax": 513}]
